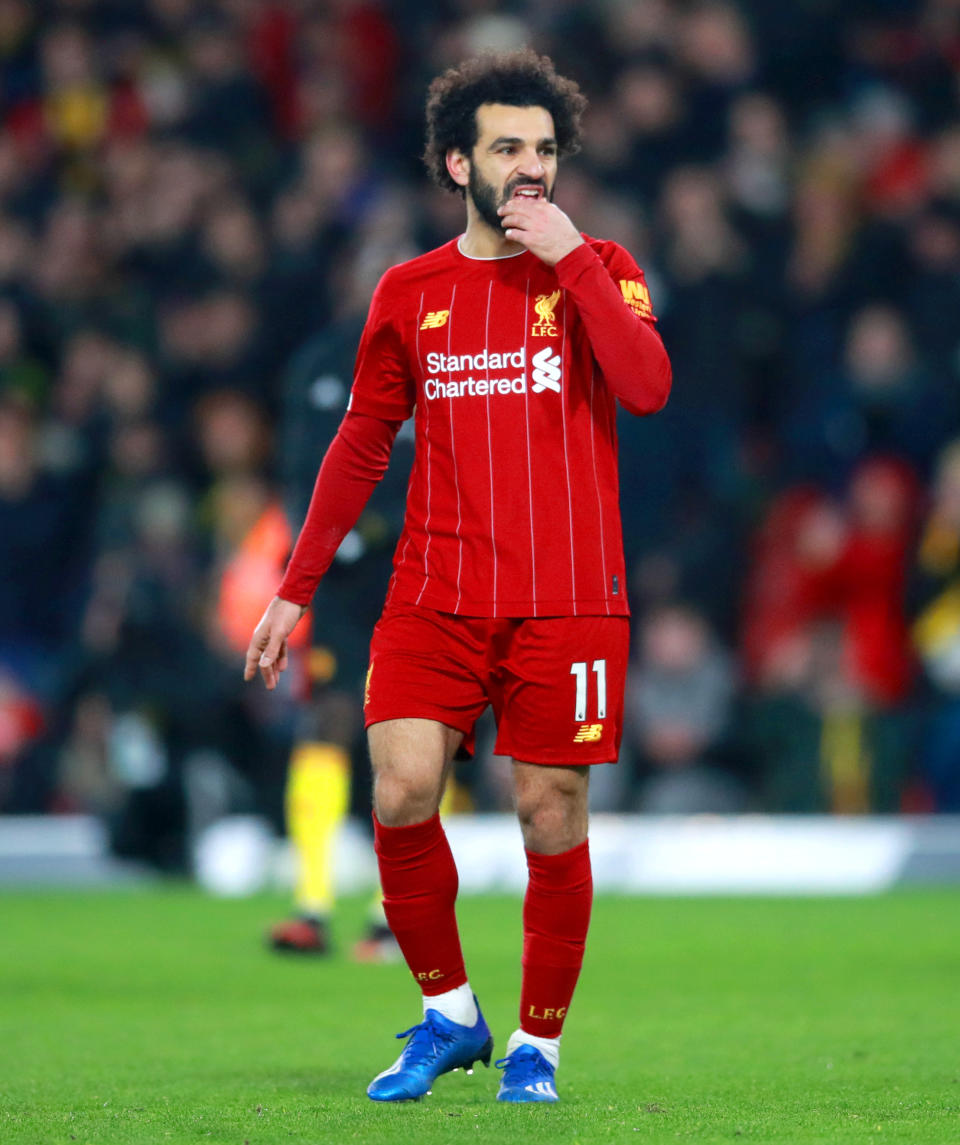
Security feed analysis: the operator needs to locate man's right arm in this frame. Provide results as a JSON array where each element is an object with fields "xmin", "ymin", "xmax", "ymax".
[
  {"xmin": 278, "ymin": 411, "xmax": 401, "ymax": 604},
  {"xmin": 243, "ymin": 410, "xmax": 401, "ymax": 688}
]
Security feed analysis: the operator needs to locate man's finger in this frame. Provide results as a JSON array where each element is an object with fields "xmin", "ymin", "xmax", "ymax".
[
  {"xmin": 259, "ymin": 632, "xmax": 286, "ymax": 690},
  {"xmin": 243, "ymin": 633, "xmax": 267, "ymax": 681}
]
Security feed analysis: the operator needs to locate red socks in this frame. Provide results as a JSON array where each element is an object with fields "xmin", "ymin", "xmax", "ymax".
[
  {"xmin": 374, "ymin": 815, "xmax": 592, "ymax": 1036},
  {"xmin": 520, "ymin": 840, "xmax": 593, "ymax": 1039},
  {"xmin": 373, "ymin": 812, "xmax": 467, "ymax": 995}
]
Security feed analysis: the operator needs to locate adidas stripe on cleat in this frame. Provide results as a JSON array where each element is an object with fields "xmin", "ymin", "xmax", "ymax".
[
  {"xmin": 495, "ymin": 1045, "xmax": 559, "ymax": 1103},
  {"xmin": 366, "ymin": 1001, "xmax": 493, "ymax": 1102}
]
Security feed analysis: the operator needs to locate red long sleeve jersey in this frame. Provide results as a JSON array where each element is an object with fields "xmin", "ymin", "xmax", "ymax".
[{"xmin": 317, "ymin": 235, "xmax": 669, "ymax": 618}]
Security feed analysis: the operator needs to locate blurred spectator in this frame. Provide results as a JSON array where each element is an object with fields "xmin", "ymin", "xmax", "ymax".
[
  {"xmin": 653, "ymin": 164, "xmax": 751, "ymax": 508},
  {"xmin": 782, "ymin": 303, "xmax": 955, "ymax": 487},
  {"xmin": 829, "ymin": 457, "xmax": 919, "ymax": 709},
  {"xmin": 741, "ymin": 485, "xmax": 841, "ymax": 689},
  {"xmin": 742, "ymin": 457, "xmax": 919, "ymax": 811},
  {"xmin": 904, "ymin": 202, "xmax": 960, "ymax": 376},
  {"xmin": 725, "ymin": 91, "xmax": 792, "ymax": 222},
  {"xmin": 625, "ymin": 604, "xmax": 741, "ymax": 813},
  {"xmin": 745, "ymin": 457, "xmax": 918, "ymax": 706},
  {"xmin": 676, "ymin": 0, "xmax": 757, "ymax": 161},
  {"xmin": 181, "ymin": 15, "xmax": 269, "ymax": 156},
  {"xmin": 742, "ymin": 619, "xmax": 912, "ymax": 814},
  {"xmin": 0, "ymin": 398, "xmax": 95, "ymax": 671},
  {"xmin": 612, "ymin": 63, "xmax": 691, "ymax": 209},
  {"xmin": 0, "ymin": 297, "xmax": 47, "ymax": 404}
]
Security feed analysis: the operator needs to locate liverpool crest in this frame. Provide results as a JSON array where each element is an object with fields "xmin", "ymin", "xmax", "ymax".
[{"xmin": 531, "ymin": 289, "xmax": 561, "ymax": 337}]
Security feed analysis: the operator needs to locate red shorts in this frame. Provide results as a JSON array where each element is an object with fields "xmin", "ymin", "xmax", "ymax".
[{"xmin": 364, "ymin": 603, "xmax": 629, "ymax": 765}]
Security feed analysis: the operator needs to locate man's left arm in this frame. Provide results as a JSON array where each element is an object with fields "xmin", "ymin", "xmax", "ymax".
[
  {"xmin": 555, "ymin": 243, "xmax": 671, "ymax": 415},
  {"xmin": 500, "ymin": 199, "xmax": 671, "ymax": 415}
]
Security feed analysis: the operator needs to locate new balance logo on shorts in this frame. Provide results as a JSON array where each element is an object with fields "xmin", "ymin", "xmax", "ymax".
[{"xmin": 574, "ymin": 723, "xmax": 604, "ymax": 743}]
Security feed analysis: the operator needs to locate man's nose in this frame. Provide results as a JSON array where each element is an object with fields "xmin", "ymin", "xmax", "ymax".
[{"xmin": 518, "ymin": 150, "xmax": 545, "ymax": 177}]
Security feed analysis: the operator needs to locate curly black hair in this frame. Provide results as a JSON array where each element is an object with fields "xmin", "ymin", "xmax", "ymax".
[{"xmin": 423, "ymin": 50, "xmax": 588, "ymax": 195}]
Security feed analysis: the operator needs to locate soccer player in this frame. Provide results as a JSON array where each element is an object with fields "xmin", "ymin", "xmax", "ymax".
[{"xmin": 244, "ymin": 49, "xmax": 671, "ymax": 1104}]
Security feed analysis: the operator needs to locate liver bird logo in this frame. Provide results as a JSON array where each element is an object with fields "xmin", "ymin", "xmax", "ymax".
[{"xmin": 531, "ymin": 290, "xmax": 561, "ymax": 336}]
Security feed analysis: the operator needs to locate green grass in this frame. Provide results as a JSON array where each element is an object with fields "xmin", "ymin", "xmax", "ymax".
[{"xmin": 2, "ymin": 887, "xmax": 959, "ymax": 1144}]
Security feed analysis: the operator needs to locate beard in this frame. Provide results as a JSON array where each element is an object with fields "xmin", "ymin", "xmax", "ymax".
[{"xmin": 467, "ymin": 165, "xmax": 552, "ymax": 234}]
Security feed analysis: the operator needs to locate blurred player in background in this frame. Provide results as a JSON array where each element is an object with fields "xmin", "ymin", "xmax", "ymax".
[
  {"xmin": 265, "ymin": 247, "xmax": 416, "ymax": 961},
  {"xmin": 265, "ymin": 663, "xmax": 392, "ymax": 959},
  {"xmin": 245, "ymin": 50, "xmax": 671, "ymax": 1104}
]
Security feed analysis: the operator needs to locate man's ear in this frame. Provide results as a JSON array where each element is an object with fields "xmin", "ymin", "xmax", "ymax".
[{"xmin": 446, "ymin": 149, "xmax": 470, "ymax": 189}]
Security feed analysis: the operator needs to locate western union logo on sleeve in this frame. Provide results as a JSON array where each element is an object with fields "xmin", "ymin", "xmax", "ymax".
[
  {"xmin": 619, "ymin": 279, "xmax": 653, "ymax": 319},
  {"xmin": 420, "ymin": 310, "xmax": 450, "ymax": 330}
]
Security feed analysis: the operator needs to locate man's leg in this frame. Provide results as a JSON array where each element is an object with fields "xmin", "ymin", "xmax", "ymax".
[
  {"xmin": 498, "ymin": 760, "xmax": 592, "ymax": 1102},
  {"xmin": 366, "ymin": 717, "xmax": 492, "ymax": 1101},
  {"xmin": 370, "ymin": 717, "xmax": 467, "ymax": 994}
]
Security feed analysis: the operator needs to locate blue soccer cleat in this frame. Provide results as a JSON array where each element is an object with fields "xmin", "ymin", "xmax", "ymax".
[
  {"xmin": 495, "ymin": 1044, "xmax": 559, "ymax": 1103},
  {"xmin": 366, "ymin": 1002, "xmax": 493, "ymax": 1102}
]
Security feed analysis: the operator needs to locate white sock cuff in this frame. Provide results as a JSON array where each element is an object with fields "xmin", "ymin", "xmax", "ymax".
[
  {"xmin": 507, "ymin": 1027, "xmax": 561, "ymax": 1069},
  {"xmin": 423, "ymin": 982, "xmax": 477, "ymax": 1027}
]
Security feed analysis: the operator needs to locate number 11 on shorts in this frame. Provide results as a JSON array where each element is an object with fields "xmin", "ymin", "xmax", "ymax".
[{"xmin": 570, "ymin": 660, "xmax": 607, "ymax": 721}]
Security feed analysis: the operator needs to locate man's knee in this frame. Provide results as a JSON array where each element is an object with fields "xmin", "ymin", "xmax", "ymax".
[
  {"xmin": 373, "ymin": 763, "xmax": 443, "ymax": 825},
  {"xmin": 368, "ymin": 718, "xmax": 460, "ymax": 826},
  {"xmin": 513, "ymin": 763, "xmax": 589, "ymax": 853},
  {"xmin": 514, "ymin": 786, "xmax": 580, "ymax": 837}
]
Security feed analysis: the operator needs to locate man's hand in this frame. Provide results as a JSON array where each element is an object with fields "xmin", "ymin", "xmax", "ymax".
[
  {"xmin": 243, "ymin": 596, "xmax": 308, "ymax": 690},
  {"xmin": 497, "ymin": 198, "xmax": 583, "ymax": 266}
]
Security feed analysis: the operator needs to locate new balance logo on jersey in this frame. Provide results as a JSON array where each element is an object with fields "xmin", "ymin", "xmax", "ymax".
[
  {"xmin": 420, "ymin": 310, "xmax": 450, "ymax": 329},
  {"xmin": 531, "ymin": 347, "xmax": 562, "ymax": 393},
  {"xmin": 574, "ymin": 723, "xmax": 604, "ymax": 742}
]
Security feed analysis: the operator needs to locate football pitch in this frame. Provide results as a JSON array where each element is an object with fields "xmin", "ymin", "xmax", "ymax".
[{"xmin": 2, "ymin": 887, "xmax": 958, "ymax": 1144}]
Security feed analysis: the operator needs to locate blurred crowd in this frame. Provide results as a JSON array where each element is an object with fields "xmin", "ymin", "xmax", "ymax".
[{"xmin": 3, "ymin": 0, "xmax": 960, "ymax": 867}]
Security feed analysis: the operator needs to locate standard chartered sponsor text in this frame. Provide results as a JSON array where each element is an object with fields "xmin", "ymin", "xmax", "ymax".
[{"xmin": 424, "ymin": 347, "xmax": 557, "ymax": 400}]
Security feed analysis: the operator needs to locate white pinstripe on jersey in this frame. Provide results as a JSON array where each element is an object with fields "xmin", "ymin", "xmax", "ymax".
[
  {"xmin": 446, "ymin": 285, "xmax": 463, "ymax": 610},
  {"xmin": 483, "ymin": 280, "xmax": 497, "ymax": 612},
  {"xmin": 588, "ymin": 364, "xmax": 610, "ymax": 615},
  {"xmin": 522, "ymin": 279, "xmax": 537, "ymax": 615},
  {"xmin": 556, "ymin": 290, "xmax": 576, "ymax": 615}
]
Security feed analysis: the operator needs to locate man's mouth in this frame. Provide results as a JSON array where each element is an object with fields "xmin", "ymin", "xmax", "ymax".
[{"xmin": 509, "ymin": 184, "xmax": 545, "ymax": 200}]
